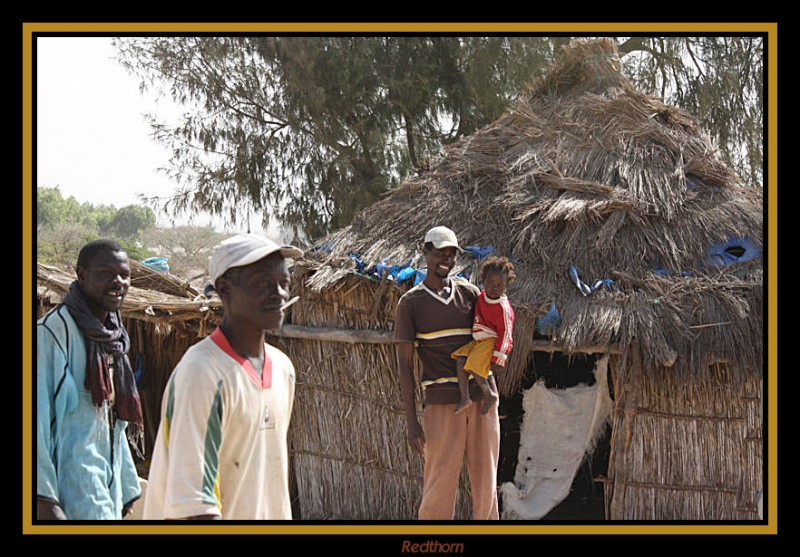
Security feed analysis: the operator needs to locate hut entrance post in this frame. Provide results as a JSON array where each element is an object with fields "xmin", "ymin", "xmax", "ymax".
[{"xmin": 606, "ymin": 342, "xmax": 643, "ymax": 520}]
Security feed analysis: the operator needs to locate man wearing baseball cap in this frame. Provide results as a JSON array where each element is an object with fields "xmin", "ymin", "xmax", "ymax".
[
  {"xmin": 144, "ymin": 234, "xmax": 302, "ymax": 520},
  {"xmin": 394, "ymin": 226, "xmax": 500, "ymax": 520}
]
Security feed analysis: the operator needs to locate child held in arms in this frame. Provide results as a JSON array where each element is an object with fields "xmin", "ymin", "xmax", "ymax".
[{"xmin": 451, "ymin": 256, "xmax": 516, "ymax": 415}]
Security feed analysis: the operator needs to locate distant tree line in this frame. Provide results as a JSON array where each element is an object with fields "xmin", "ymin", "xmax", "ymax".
[
  {"xmin": 37, "ymin": 186, "xmax": 157, "ymax": 269},
  {"xmin": 38, "ymin": 186, "xmax": 231, "ymax": 280}
]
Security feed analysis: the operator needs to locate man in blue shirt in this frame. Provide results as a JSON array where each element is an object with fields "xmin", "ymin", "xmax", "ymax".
[{"xmin": 37, "ymin": 239, "xmax": 143, "ymax": 519}]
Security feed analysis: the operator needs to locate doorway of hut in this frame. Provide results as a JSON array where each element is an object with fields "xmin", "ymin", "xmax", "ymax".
[{"xmin": 497, "ymin": 350, "xmax": 612, "ymax": 521}]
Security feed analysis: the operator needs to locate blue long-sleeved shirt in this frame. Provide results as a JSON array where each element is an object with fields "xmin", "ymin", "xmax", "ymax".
[{"xmin": 37, "ymin": 305, "xmax": 141, "ymax": 519}]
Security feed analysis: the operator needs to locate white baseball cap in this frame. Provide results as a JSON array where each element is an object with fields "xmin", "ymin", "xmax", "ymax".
[
  {"xmin": 208, "ymin": 233, "xmax": 303, "ymax": 284},
  {"xmin": 424, "ymin": 226, "xmax": 463, "ymax": 252}
]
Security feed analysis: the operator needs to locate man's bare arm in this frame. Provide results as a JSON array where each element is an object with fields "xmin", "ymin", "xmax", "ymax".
[{"xmin": 396, "ymin": 342, "xmax": 425, "ymax": 456}]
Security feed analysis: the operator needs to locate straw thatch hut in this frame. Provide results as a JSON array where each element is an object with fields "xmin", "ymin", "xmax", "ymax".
[
  {"xmin": 273, "ymin": 37, "xmax": 763, "ymax": 520},
  {"xmin": 36, "ymin": 37, "xmax": 763, "ymax": 521}
]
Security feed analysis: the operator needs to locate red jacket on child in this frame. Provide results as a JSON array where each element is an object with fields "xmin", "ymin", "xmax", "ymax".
[{"xmin": 471, "ymin": 291, "xmax": 515, "ymax": 366}]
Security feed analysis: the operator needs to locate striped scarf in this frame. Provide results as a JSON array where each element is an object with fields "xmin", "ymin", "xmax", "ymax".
[{"xmin": 62, "ymin": 281, "xmax": 145, "ymax": 458}]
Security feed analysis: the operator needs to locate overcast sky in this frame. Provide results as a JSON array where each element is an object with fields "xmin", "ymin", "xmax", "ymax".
[
  {"xmin": 37, "ymin": 38, "xmax": 175, "ymax": 206},
  {"xmin": 35, "ymin": 36, "xmax": 259, "ymax": 233}
]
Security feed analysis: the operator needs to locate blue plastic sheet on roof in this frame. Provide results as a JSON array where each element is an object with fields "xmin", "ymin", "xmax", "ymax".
[
  {"xmin": 397, "ymin": 266, "xmax": 417, "ymax": 284},
  {"xmin": 569, "ymin": 265, "xmax": 614, "ymax": 296},
  {"xmin": 374, "ymin": 258, "xmax": 414, "ymax": 282},
  {"xmin": 464, "ymin": 244, "xmax": 495, "ymax": 261},
  {"xmin": 349, "ymin": 252, "xmax": 419, "ymax": 284},
  {"xmin": 709, "ymin": 236, "xmax": 761, "ymax": 265},
  {"xmin": 349, "ymin": 248, "xmax": 493, "ymax": 287},
  {"xmin": 652, "ymin": 237, "xmax": 760, "ymax": 275},
  {"xmin": 348, "ymin": 252, "xmax": 367, "ymax": 273},
  {"xmin": 654, "ymin": 266, "xmax": 692, "ymax": 277},
  {"xmin": 685, "ymin": 175, "xmax": 701, "ymax": 190},
  {"xmin": 536, "ymin": 298, "xmax": 562, "ymax": 335},
  {"xmin": 373, "ymin": 259, "xmax": 391, "ymax": 279},
  {"xmin": 395, "ymin": 260, "xmax": 414, "ymax": 281},
  {"xmin": 141, "ymin": 257, "xmax": 169, "ymax": 273}
]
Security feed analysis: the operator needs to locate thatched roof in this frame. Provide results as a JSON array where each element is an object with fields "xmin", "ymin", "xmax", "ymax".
[
  {"xmin": 37, "ymin": 260, "xmax": 222, "ymax": 333},
  {"xmin": 303, "ymin": 38, "xmax": 763, "ymax": 382}
]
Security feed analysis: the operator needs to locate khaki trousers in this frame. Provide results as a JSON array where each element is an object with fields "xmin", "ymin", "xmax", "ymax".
[{"xmin": 418, "ymin": 402, "xmax": 500, "ymax": 520}]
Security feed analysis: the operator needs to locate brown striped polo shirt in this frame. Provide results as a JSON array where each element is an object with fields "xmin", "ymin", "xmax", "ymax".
[{"xmin": 394, "ymin": 277, "xmax": 486, "ymax": 404}]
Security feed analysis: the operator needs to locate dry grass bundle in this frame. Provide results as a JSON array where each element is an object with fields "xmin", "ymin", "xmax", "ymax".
[
  {"xmin": 607, "ymin": 356, "xmax": 762, "ymax": 520},
  {"xmin": 37, "ymin": 262, "xmax": 222, "ymax": 331},
  {"xmin": 125, "ymin": 319, "xmax": 205, "ymax": 461},
  {"xmin": 129, "ymin": 259, "xmax": 201, "ymax": 299},
  {"xmin": 281, "ymin": 339, "xmax": 425, "ymax": 519}
]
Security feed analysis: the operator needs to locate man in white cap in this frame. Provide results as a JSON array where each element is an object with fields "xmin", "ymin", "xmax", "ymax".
[
  {"xmin": 143, "ymin": 234, "xmax": 302, "ymax": 520},
  {"xmin": 394, "ymin": 226, "xmax": 500, "ymax": 520}
]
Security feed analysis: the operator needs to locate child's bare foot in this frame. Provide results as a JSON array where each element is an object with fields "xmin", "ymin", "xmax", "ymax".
[
  {"xmin": 454, "ymin": 398, "xmax": 473, "ymax": 414},
  {"xmin": 481, "ymin": 391, "xmax": 499, "ymax": 415}
]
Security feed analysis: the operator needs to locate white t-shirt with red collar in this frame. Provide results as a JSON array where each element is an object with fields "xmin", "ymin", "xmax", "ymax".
[{"xmin": 143, "ymin": 327, "xmax": 295, "ymax": 520}]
